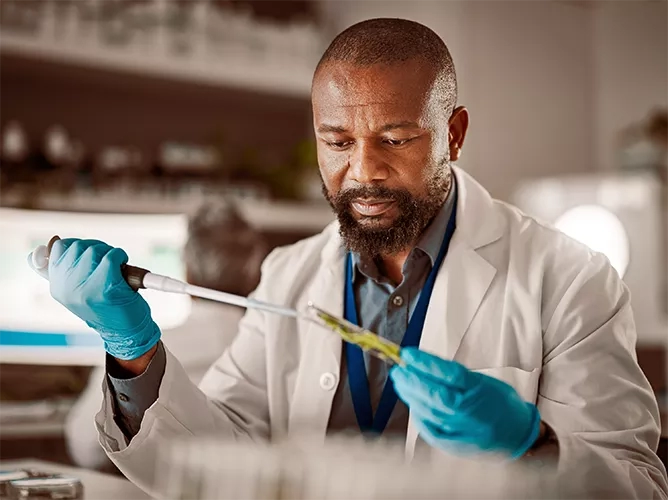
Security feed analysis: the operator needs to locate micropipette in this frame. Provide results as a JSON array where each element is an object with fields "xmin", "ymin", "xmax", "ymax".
[
  {"xmin": 29, "ymin": 236, "xmax": 403, "ymax": 365},
  {"xmin": 29, "ymin": 236, "xmax": 302, "ymax": 319}
]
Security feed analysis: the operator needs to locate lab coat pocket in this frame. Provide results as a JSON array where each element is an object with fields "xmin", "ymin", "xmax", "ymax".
[{"xmin": 471, "ymin": 367, "xmax": 540, "ymax": 404}]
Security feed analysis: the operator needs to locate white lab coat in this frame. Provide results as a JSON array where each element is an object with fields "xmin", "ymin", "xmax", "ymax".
[
  {"xmin": 96, "ymin": 168, "xmax": 668, "ymax": 498},
  {"xmin": 67, "ymin": 300, "xmax": 243, "ymax": 469}
]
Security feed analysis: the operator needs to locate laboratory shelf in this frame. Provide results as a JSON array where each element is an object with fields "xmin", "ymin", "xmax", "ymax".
[{"xmin": 0, "ymin": 32, "xmax": 314, "ymax": 98}]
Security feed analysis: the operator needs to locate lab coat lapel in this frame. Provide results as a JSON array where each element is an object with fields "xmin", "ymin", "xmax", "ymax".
[
  {"xmin": 288, "ymin": 229, "xmax": 344, "ymax": 440},
  {"xmin": 420, "ymin": 244, "xmax": 497, "ymax": 360},
  {"xmin": 405, "ymin": 167, "xmax": 503, "ymax": 458}
]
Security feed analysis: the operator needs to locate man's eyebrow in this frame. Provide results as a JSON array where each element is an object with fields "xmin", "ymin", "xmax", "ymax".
[
  {"xmin": 317, "ymin": 124, "xmax": 347, "ymax": 134},
  {"xmin": 378, "ymin": 121, "xmax": 421, "ymax": 132}
]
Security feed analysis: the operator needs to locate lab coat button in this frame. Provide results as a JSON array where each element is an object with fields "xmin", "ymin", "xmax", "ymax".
[{"xmin": 319, "ymin": 372, "xmax": 338, "ymax": 391}]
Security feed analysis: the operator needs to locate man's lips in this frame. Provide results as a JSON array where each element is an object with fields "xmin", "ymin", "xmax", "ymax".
[{"xmin": 351, "ymin": 199, "xmax": 395, "ymax": 217}]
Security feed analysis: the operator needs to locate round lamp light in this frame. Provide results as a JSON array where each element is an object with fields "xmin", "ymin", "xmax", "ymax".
[{"xmin": 555, "ymin": 204, "xmax": 630, "ymax": 278}]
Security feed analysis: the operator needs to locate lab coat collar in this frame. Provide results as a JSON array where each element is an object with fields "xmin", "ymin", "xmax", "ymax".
[{"xmin": 450, "ymin": 165, "xmax": 505, "ymax": 250}]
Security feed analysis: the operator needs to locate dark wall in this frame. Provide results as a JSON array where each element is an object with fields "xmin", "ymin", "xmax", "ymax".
[{"xmin": 0, "ymin": 53, "xmax": 313, "ymax": 169}]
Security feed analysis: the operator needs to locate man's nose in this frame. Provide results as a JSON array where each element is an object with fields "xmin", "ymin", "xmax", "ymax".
[{"xmin": 348, "ymin": 141, "xmax": 390, "ymax": 184}]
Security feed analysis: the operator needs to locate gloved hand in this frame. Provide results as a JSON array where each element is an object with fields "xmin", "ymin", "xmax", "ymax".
[
  {"xmin": 390, "ymin": 347, "xmax": 541, "ymax": 459},
  {"xmin": 38, "ymin": 238, "xmax": 160, "ymax": 360}
]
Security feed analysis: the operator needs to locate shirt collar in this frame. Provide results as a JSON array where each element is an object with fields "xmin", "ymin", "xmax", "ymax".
[
  {"xmin": 415, "ymin": 182, "xmax": 456, "ymax": 267},
  {"xmin": 350, "ymin": 181, "xmax": 457, "ymax": 283}
]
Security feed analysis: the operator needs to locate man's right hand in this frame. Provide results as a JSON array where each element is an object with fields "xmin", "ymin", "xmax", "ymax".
[{"xmin": 47, "ymin": 238, "xmax": 161, "ymax": 363}]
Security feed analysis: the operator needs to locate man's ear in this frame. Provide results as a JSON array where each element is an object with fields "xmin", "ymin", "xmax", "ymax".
[{"xmin": 448, "ymin": 106, "xmax": 469, "ymax": 161}]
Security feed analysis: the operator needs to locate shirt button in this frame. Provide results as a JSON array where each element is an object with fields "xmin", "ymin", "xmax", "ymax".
[
  {"xmin": 118, "ymin": 393, "xmax": 130, "ymax": 403},
  {"xmin": 392, "ymin": 295, "xmax": 404, "ymax": 307},
  {"xmin": 319, "ymin": 372, "xmax": 338, "ymax": 391}
]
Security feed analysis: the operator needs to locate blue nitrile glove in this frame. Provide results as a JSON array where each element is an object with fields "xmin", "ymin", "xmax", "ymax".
[
  {"xmin": 45, "ymin": 238, "xmax": 160, "ymax": 360},
  {"xmin": 390, "ymin": 347, "xmax": 541, "ymax": 459}
]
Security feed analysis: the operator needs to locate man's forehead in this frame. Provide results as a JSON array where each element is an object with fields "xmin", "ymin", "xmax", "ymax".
[{"xmin": 312, "ymin": 60, "xmax": 436, "ymax": 109}]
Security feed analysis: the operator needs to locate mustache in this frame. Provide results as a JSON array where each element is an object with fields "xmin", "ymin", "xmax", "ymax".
[{"xmin": 328, "ymin": 185, "xmax": 413, "ymax": 207}]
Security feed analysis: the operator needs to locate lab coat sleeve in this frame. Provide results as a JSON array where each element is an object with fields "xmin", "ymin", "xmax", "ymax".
[
  {"xmin": 65, "ymin": 368, "xmax": 112, "ymax": 470},
  {"xmin": 540, "ymin": 252, "xmax": 668, "ymax": 499},
  {"xmin": 95, "ymin": 251, "xmax": 277, "ymax": 495}
]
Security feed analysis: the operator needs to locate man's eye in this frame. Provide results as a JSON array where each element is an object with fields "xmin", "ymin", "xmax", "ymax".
[
  {"xmin": 384, "ymin": 138, "xmax": 412, "ymax": 146},
  {"xmin": 326, "ymin": 141, "xmax": 352, "ymax": 150}
]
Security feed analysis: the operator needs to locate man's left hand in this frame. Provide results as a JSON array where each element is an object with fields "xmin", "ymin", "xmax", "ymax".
[{"xmin": 390, "ymin": 347, "xmax": 541, "ymax": 459}]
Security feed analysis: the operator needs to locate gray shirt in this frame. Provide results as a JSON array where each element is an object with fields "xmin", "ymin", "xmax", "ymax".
[{"xmin": 107, "ymin": 187, "xmax": 456, "ymax": 441}]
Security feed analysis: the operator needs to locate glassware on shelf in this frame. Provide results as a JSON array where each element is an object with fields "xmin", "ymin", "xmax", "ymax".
[{"xmin": 1, "ymin": 121, "xmax": 30, "ymax": 164}]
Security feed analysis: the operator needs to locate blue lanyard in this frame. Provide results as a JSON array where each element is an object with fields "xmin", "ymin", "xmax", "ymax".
[{"xmin": 343, "ymin": 189, "xmax": 458, "ymax": 434}]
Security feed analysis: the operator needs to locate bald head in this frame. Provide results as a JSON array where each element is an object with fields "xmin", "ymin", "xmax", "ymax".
[{"xmin": 315, "ymin": 18, "xmax": 458, "ymax": 117}]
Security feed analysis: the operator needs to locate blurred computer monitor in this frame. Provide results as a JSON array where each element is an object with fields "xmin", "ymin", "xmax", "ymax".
[
  {"xmin": 0, "ymin": 208, "xmax": 190, "ymax": 365},
  {"xmin": 512, "ymin": 172, "xmax": 667, "ymax": 346}
]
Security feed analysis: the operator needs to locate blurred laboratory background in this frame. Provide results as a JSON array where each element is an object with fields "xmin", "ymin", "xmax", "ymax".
[{"xmin": 0, "ymin": 0, "xmax": 666, "ymax": 473}]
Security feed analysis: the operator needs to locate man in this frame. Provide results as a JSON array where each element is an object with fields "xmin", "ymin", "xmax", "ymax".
[
  {"xmin": 63, "ymin": 200, "xmax": 266, "ymax": 470},
  {"xmin": 41, "ymin": 19, "xmax": 666, "ymax": 498}
]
